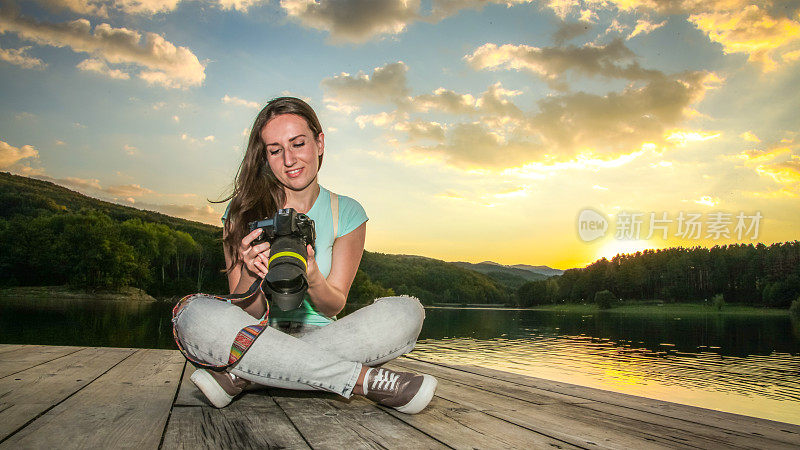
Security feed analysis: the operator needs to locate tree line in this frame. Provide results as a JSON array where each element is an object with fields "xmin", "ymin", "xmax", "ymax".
[
  {"xmin": 516, "ymin": 242, "xmax": 800, "ymax": 308},
  {"xmin": 0, "ymin": 172, "xmax": 509, "ymax": 304},
  {"xmin": 4, "ymin": 172, "xmax": 798, "ymax": 308}
]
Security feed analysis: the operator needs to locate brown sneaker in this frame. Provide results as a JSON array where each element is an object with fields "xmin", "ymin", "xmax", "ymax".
[
  {"xmin": 190, "ymin": 368, "xmax": 251, "ymax": 408},
  {"xmin": 363, "ymin": 367, "xmax": 437, "ymax": 414}
]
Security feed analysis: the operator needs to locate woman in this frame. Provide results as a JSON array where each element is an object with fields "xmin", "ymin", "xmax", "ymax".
[{"xmin": 172, "ymin": 97, "xmax": 437, "ymax": 414}]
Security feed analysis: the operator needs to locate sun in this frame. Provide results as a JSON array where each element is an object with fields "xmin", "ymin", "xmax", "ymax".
[{"xmin": 596, "ymin": 238, "xmax": 662, "ymax": 261}]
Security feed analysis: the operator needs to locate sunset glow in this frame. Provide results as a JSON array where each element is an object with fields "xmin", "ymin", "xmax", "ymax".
[{"xmin": 1, "ymin": 0, "xmax": 798, "ymax": 270}]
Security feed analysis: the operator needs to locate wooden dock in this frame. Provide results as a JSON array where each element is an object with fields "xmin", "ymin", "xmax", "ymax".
[{"xmin": 1, "ymin": 344, "xmax": 798, "ymax": 449}]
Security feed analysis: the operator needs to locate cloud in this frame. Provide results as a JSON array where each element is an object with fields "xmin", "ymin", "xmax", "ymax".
[
  {"xmin": 112, "ymin": 0, "xmax": 182, "ymax": 15},
  {"xmin": 222, "ymin": 94, "xmax": 260, "ymax": 109},
  {"xmin": 105, "ymin": 183, "xmax": 155, "ymax": 197},
  {"xmin": 30, "ymin": 0, "xmax": 182, "ymax": 17},
  {"xmin": 465, "ymin": 39, "xmax": 662, "ymax": 89},
  {"xmin": 280, "ymin": 0, "xmax": 535, "ymax": 44},
  {"xmin": 280, "ymin": 0, "xmax": 419, "ymax": 44},
  {"xmin": 181, "ymin": 133, "xmax": 215, "ymax": 144},
  {"xmin": 0, "ymin": 12, "xmax": 206, "ymax": 88},
  {"xmin": 406, "ymin": 121, "xmax": 539, "ymax": 169},
  {"xmin": 31, "ymin": 0, "xmax": 109, "ymax": 17},
  {"xmin": 404, "ymin": 71, "xmax": 720, "ymax": 169},
  {"xmin": 0, "ymin": 45, "xmax": 47, "ymax": 69},
  {"xmin": 0, "ymin": 139, "xmax": 39, "ymax": 168},
  {"xmin": 15, "ymin": 112, "xmax": 36, "ymax": 120},
  {"xmin": 76, "ymin": 57, "xmax": 130, "ymax": 79},
  {"xmin": 322, "ymin": 61, "xmax": 410, "ymax": 110},
  {"xmin": 688, "ymin": 4, "xmax": 800, "ymax": 71},
  {"xmin": 740, "ymin": 131, "xmax": 761, "ymax": 143},
  {"xmin": 217, "ymin": 0, "xmax": 266, "ymax": 12},
  {"xmin": 736, "ymin": 146, "xmax": 791, "ymax": 163},
  {"xmin": 663, "ymin": 130, "xmax": 721, "ymax": 147},
  {"xmin": 755, "ymin": 154, "xmax": 800, "ymax": 185},
  {"xmin": 135, "ymin": 201, "xmax": 220, "ymax": 225},
  {"xmin": 327, "ymin": 57, "xmax": 721, "ymax": 171},
  {"xmin": 59, "ymin": 176, "xmax": 103, "ymax": 190},
  {"xmin": 552, "ymin": 1, "xmax": 800, "ymax": 72},
  {"xmin": 529, "ymin": 71, "xmax": 721, "ymax": 159},
  {"xmin": 413, "ymin": 88, "xmax": 477, "ymax": 115},
  {"xmin": 355, "ymin": 111, "xmax": 401, "ymax": 129},
  {"xmin": 628, "ymin": 18, "xmax": 666, "ymax": 39},
  {"xmin": 553, "ymin": 20, "xmax": 592, "ymax": 45},
  {"xmin": 392, "ymin": 119, "xmax": 446, "ymax": 143}
]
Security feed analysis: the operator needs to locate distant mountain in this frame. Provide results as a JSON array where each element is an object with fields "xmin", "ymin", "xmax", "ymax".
[
  {"xmin": 510, "ymin": 264, "xmax": 564, "ymax": 277},
  {"xmin": 452, "ymin": 261, "xmax": 556, "ymax": 289}
]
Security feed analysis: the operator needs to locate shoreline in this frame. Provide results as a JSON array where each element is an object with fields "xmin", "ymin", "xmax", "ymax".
[
  {"xmin": 426, "ymin": 302, "xmax": 791, "ymax": 316},
  {"xmin": 0, "ymin": 288, "xmax": 792, "ymax": 316},
  {"xmin": 0, "ymin": 285, "xmax": 158, "ymax": 302}
]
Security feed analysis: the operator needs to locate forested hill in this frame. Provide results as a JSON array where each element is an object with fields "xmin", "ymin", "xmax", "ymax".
[
  {"xmin": 0, "ymin": 172, "xmax": 512, "ymax": 304},
  {"xmin": 0, "ymin": 172, "xmax": 228, "ymax": 296},
  {"xmin": 0, "ymin": 171, "xmax": 217, "ymax": 235},
  {"xmin": 452, "ymin": 261, "xmax": 551, "ymax": 289}
]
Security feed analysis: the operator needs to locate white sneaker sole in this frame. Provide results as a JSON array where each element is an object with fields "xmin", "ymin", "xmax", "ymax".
[
  {"xmin": 190, "ymin": 369, "xmax": 233, "ymax": 408},
  {"xmin": 395, "ymin": 374, "xmax": 437, "ymax": 414}
]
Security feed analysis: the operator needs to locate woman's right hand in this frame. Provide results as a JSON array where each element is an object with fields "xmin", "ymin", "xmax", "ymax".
[{"xmin": 239, "ymin": 228, "xmax": 271, "ymax": 278}]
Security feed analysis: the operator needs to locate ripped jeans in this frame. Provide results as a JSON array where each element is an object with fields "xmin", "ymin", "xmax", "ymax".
[{"xmin": 172, "ymin": 296, "xmax": 425, "ymax": 398}]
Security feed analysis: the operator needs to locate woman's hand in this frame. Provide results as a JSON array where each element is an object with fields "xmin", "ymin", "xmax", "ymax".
[
  {"xmin": 306, "ymin": 244, "xmax": 321, "ymax": 285},
  {"xmin": 239, "ymin": 228, "xmax": 271, "ymax": 278}
]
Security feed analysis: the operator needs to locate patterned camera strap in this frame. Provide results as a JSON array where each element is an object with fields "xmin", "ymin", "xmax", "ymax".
[{"xmin": 172, "ymin": 277, "xmax": 269, "ymax": 370}]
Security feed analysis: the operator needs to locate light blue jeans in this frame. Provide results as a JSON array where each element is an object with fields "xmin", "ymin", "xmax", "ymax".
[{"xmin": 173, "ymin": 296, "xmax": 425, "ymax": 398}]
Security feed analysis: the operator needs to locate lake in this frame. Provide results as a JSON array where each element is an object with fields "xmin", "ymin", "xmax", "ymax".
[{"xmin": 1, "ymin": 297, "xmax": 798, "ymax": 425}]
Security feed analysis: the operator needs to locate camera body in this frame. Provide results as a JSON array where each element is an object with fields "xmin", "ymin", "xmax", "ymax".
[
  {"xmin": 249, "ymin": 208, "xmax": 315, "ymax": 247},
  {"xmin": 248, "ymin": 208, "xmax": 316, "ymax": 311}
]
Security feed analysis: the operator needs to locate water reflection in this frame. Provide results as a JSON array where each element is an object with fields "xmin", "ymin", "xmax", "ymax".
[
  {"xmin": 2, "ymin": 299, "xmax": 798, "ymax": 425},
  {"xmin": 414, "ymin": 307, "xmax": 800, "ymax": 425},
  {"xmin": 0, "ymin": 298, "xmax": 176, "ymax": 350}
]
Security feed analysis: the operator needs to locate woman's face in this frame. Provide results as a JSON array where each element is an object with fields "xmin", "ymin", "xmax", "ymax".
[{"xmin": 261, "ymin": 114, "xmax": 324, "ymax": 192}]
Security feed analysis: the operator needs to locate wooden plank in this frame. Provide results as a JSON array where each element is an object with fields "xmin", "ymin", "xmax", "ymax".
[
  {"xmin": 400, "ymin": 357, "xmax": 800, "ymax": 446},
  {"xmin": 174, "ymin": 365, "xmax": 207, "ymax": 407},
  {"xmin": 163, "ymin": 400, "xmax": 311, "ymax": 448},
  {"xmin": 0, "ymin": 346, "xmax": 134, "ymax": 441},
  {"xmin": 0, "ymin": 344, "xmax": 24, "ymax": 355},
  {"xmin": 166, "ymin": 367, "xmax": 312, "ymax": 448},
  {"xmin": 427, "ymin": 369, "xmax": 740, "ymax": 449},
  {"xmin": 269, "ymin": 388, "xmax": 448, "ymax": 449},
  {"xmin": 2, "ymin": 348, "xmax": 184, "ymax": 449},
  {"xmin": 0, "ymin": 345, "xmax": 85, "ymax": 378},
  {"xmin": 392, "ymin": 359, "xmax": 595, "ymax": 406},
  {"xmin": 380, "ymin": 393, "xmax": 582, "ymax": 449},
  {"xmin": 413, "ymin": 370, "xmax": 725, "ymax": 450}
]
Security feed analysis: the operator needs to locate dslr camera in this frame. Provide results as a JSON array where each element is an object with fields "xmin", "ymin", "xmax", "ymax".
[{"xmin": 248, "ymin": 208, "xmax": 316, "ymax": 311}]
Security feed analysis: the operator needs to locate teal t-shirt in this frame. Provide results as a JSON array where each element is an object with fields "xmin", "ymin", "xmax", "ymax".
[{"xmin": 222, "ymin": 186, "xmax": 368, "ymax": 326}]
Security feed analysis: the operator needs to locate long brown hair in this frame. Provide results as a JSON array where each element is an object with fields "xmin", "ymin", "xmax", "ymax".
[{"xmin": 218, "ymin": 96, "xmax": 324, "ymax": 271}]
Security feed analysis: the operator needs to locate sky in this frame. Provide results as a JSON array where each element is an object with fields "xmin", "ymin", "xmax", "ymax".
[{"xmin": 1, "ymin": 0, "xmax": 799, "ymax": 270}]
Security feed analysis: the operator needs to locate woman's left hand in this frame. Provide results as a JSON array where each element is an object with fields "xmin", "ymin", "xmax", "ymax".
[{"xmin": 306, "ymin": 244, "xmax": 321, "ymax": 285}]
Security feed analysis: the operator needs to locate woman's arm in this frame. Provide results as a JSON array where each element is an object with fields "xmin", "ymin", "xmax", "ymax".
[{"xmin": 305, "ymin": 222, "xmax": 366, "ymax": 317}]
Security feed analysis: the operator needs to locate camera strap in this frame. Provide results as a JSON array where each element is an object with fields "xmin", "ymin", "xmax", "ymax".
[
  {"xmin": 172, "ymin": 276, "xmax": 270, "ymax": 371},
  {"xmin": 330, "ymin": 191, "xmax": 339, "ymax": 239}
]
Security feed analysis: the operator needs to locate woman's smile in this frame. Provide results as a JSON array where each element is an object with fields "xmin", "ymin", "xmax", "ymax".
[{"xmin": 286, "ymin": 167, "xmax": 303, "ymax": 178}]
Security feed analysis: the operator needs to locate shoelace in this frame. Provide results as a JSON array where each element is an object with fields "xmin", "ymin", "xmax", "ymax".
[{"xmin": 370, "ymin": 369, "xmax": 400, "ymax": 392}]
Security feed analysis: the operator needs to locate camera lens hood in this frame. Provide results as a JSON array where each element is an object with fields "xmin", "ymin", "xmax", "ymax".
[{"xmin": 265, "ymin": 264, "xmax": 308, "ymax": 311}]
